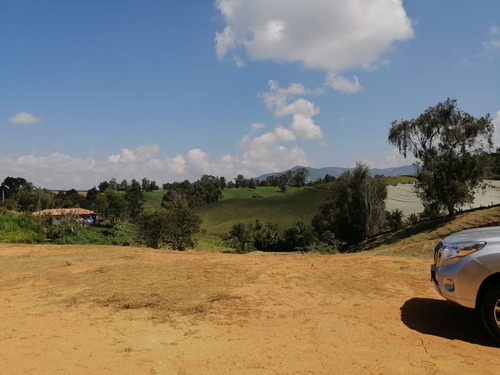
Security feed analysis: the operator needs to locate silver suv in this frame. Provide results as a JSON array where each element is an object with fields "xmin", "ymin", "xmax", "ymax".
[{"xmin": 431, "ymin": 226, "xmax": 500, "ymax": 343}]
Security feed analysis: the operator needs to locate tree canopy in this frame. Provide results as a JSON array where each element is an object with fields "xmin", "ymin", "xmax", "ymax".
[
  {"xmin": 388, "ymin": 98, "xmax": 493, "ymax": 216},
  {"xmin": 313, "ymin": 163, "xmax": 387, "ymax": 242}
]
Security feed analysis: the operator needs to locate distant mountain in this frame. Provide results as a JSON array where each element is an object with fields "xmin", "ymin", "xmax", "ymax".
[{"xmin": 256, "ymin": 165, "xmax": 416, "ymax": 182}]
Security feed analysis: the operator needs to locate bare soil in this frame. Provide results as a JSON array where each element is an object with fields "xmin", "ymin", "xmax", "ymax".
[{"xmin": 1, "ymin": 244, "xmax": 499, "ymax": 374}]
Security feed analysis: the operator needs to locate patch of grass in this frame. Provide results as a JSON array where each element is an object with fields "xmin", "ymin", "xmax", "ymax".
[
  {"xmin": 379, "ymin": 175, "xmax": 418, "ymax": 186},
  {"xmin": 221, "ymin": 186, "xmax": 302, "ymax": 200},
  {"xmin": 0, "ymin": 211, "xmax": 45, "ymax": 243},
  {"xmin": 194, "ymin": 236, "xmax": 233, "ymax": 252},
  {"xmin": 351, "ymin": 205, "xmax": 500, "ymax": 257},
  {"xmin": 143, "ymin": 190, "xmax": 165, "ymax": 210},
  {"xmin": 52, "ymin": 222, "xmax": 137, "ymax": 245},
  {"xmin": 196, "ymin": 187, "xmax": 332, "ymax": 236}
]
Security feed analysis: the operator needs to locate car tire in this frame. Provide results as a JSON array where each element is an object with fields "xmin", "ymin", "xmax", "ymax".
[{"xmin": 480, "ymin": 284, "xmax": 500, "ymax": 343}]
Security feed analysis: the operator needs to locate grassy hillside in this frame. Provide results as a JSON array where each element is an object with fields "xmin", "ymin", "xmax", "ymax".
[
  {"xmin": 196, "ymin": 187, "xmax": 332, "ymax": 236},
  {"xmin": 221, "ymin": 186, "xmax": 302, "ymax": 200},
  {"xmin": 352, "ymin": 205, "xmax": 500, "ymax": 258},
  {"xmin": 143, "ymin": 190, "xmax": 165, "ymax": 210}
]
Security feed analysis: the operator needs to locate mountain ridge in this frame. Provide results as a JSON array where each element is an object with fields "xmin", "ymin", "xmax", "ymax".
[{"xmin": 256, "ymin": 165, "xmax": 416, "ymax": 182}]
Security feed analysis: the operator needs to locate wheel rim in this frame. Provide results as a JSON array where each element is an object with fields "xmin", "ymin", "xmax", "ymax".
[{"xmin": 495, "ymin": 298, "xmax": 500, "ymax": 328}]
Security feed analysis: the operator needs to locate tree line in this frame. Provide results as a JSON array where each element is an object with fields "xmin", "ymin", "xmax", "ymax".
[{"xmin": 1, "ymin": 98, "xmax": 497, "ymax": 251}]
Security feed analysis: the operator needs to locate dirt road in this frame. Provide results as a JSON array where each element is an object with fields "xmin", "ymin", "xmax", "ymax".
[{"xmin": 0, "ymin": 244, "xmax": 498, "ymax": 374}]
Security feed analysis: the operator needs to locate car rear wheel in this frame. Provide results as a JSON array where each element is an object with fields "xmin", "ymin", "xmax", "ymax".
[{"xmin": 480, "ymin": 285, "xmax": 500, "ymax": 343}]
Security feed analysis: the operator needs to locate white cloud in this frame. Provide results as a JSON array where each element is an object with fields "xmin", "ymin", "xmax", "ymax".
[
  {"xmin": 215, "ymin": 0, "xmax": 414, "ymax": 92},
  {"xmin": 0, "ymin": 145, "xmax": 239, "ymax": 190},
  {"xmin": 493, "ymin": 110, "xmax": 500, "ymax": 148},
  {"xmin": 235, "ymin": 79, "xmax": 324, "ymax": 177},
  {"xmin": 257, "ymin": 80, "xmax": 323, "ymax": 141},
  {"xmin": 108, "ymin": 145, "xmax": 161, "ymax": 164},
  {"xmin": 215, "ymin": 26, "xmax": 236, "ymax": 59},
  {"xmin": 490, "ymin": 25, "xmax": 500, "ymax": 35},
  {"xmin": 250, "ymin": 122, "xmax": 265, "ymax": 130},
  {"xmin": 239, "ymin": 145, "xmax": 309, "ymax": 178},
  {"xmin": 483, "ymin": 39, "xmax": 500, "ymax": 52},
  {"xmin": 382, "ymin": 148, "xmax": 417, "ymax": 168},
  {"xmin": 326, "ymin": 73, "xmax": 363, "ymax": 93},
  {"xmin": 9, "ymin": 111, "xmax": 40, "ymax": 124}
]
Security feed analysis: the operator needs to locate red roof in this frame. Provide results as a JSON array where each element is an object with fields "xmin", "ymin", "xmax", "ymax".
[{"xmin": 32, "ymin": 208, "xmax": 95, "ymax": 216}]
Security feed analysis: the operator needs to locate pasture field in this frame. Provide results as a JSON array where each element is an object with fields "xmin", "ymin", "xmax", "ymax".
[{"xmin": 196, "ymin": 187, "xmax": 332, "ymax": 235}]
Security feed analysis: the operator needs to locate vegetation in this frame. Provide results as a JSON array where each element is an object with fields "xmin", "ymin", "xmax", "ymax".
[
  {"xmin": 0, "ymin": 210, "xmax": 45, "ymax": 243},
  {"xmin": 50, "ymin": 222, "xmax": 136, "ymax": 245},
  {"xmin": 196, "ymin": 187, "xmax": 332, "ymax": 235},
  {"xmin": 136, "ymin": 204, "xmax": 202, "ymax": 250},
  {"xmin": 221, "ymin": 186, "xmax": 302, "ymax": 201},
  {"xmin": 388, "ymin": 98, "xmax": 494, "ymax": 216},
  {"xmin": 162, "ymin": 175, "xmax": 224, "ymax": 209},
  {"xmin": 225, "ymin": 219, "xmax": 316, "ymax": 253},
  {"xmin": 313, "ymin": 163, "xmax": 387, "ymax": 242}
]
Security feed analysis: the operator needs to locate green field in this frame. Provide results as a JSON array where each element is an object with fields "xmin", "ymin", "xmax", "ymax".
[
  {"xmin": 143, "ymin": 190, "xmax": 165, "ymax": 210},
  {"xmin": 196, "ymin": 187, "xmax": 332, "ymax": 235},
  {"xmin": 380, "ymin": 175, "xmax": 417, "ymax": 186}
]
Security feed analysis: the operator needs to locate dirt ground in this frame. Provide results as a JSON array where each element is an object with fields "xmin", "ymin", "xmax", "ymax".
[{"xmin": 1, "ymin": 244, "xmax": 499, "ymax": 374}]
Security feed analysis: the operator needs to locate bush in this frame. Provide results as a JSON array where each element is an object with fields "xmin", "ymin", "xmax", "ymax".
[{"xmin": 136, "ymin": 207, "xmax": 202, "ymax": 250}]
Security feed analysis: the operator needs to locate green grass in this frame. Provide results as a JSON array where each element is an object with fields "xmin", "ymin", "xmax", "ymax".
[
  {"xmin": 0, "ymin": 211, "xmax": 45, "ymax": 243},
  {"xmin": 52, "ymin": 222, "xmax": 137, "ymax": 245},
  {"xmin": 143, "ymin": 190, "xmax": 165, "ymax": 210},
  {"xmin": 196, "ymin": 187, "xmax": 332, "ymax": 236},
  {"xmin": 379, "ymin": 175, "xmax": 417, "ymax": 186},
  {"xmin": 193, "ymin": 235, "xmax": 233, "ymax": 252},
  {"xmin": 221, "ymin": 186, "xmax": 302, "ymax": 200}
]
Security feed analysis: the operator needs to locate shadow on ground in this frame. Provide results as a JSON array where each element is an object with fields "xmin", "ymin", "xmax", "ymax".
[{"xmin": 401, "ymin": 298, "xmax": 498, "ymax": 347}]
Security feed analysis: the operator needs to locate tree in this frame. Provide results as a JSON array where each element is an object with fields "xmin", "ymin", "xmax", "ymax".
[
  {"xmin": 227, "ymin": 222, "xmax": 254, "ymax": 253},
  {"xmin": 135, "ymin": 210, "xmax": 168, "ymax": 249},
  {"xmin": 388, "ymin": 99, "xmax": 493, "ymax": 216},
  {"xmin": 283, "ymin": 221, "xmax": 315, "ymax": 250},
  {"xmin": 292, "ymin": 168, "xmax": 309, "ymax": 187},
  {"xmin": 98, "ymin": 181, "xmax": 110, "ymax": 192},
  {"xmin": 1, "ymin": 177, "xmax": 29, "ymax": 200},
  {"xmin": 125, "ymin": 179, "xmax": 144, "ymax": 218},
  {"xmin": 136, "ymin": 205, "xmax": 202, "ymax": 250},
  {"xmin": 163, "ymin": 205, "xmax": 202, "ymax": 250},
  {"xmin": 85, "ymin": 187, "xmax": 99, "ymax": 208},
  {"xmin": 93, "ymin": 189, "xmax": 129, "ymax": 223},
  {"xmin": 248, "ymin": 178, "xmax": 257, "ymax": 190},
  {"xmin": 313, "ymin": 163, "xmax": 387, "ymax": 242},
  {"xmin": 386, "ymin": 209, "xmax": 404, "ymax": 231}
]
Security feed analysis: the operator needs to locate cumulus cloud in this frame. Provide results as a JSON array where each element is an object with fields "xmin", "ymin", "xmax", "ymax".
[
  {"xmin": 0, "ymin": 145, "xmax": 241, "ymax": 190},
  {"xmin": 239, "ymin": 144, "xmax": 309, "ymax": 178},
  {"xmin": 215, "ymin": 0, "xmax": 414, "ymax": 91},
  {"xmin": 233, "ymin": 80, "xmax": 323, "ymax": 177},
  {"xmin": 108, "ymin": 145, "xmax": 161, "ymax": 165},
  {"xmin": 9, "ymin": 111, "xmax": 40, "ymax": 124},
  {"xmin": 258, "ymin": 80, "xmax": 323, "ymax": 140}
]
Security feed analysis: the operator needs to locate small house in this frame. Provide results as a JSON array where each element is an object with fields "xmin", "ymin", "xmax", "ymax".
[{"xmin": 32, "ymin": 208, "xmax": 98, "ymax": 225}]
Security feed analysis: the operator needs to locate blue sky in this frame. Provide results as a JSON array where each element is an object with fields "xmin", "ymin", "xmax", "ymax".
[{"xmin": 1, "ymin": 0, "xmax": 499, "ymax": 189}]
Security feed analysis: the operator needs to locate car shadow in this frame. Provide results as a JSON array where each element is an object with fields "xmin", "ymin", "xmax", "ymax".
[{"xmin": 401, "ymin": 298, "xmax": 499, "ymax": 347}]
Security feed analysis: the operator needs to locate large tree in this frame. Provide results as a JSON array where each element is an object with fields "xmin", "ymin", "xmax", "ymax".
[
  {"xmin": 136, "ymin": 205, "xmax": 202, "ymax": 250},
  {"xmin": 388, "ymin": 99, "xmax": 493, "ymax": 216},
  {"xmin": 313, "ymin": 163, "xmax": 387, "ymax": 242}
]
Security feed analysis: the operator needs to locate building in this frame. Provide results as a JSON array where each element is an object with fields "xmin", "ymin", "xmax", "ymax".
[{"xmin": 32, "ymin": 208, "xmax": 98, "ymax": 225}]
